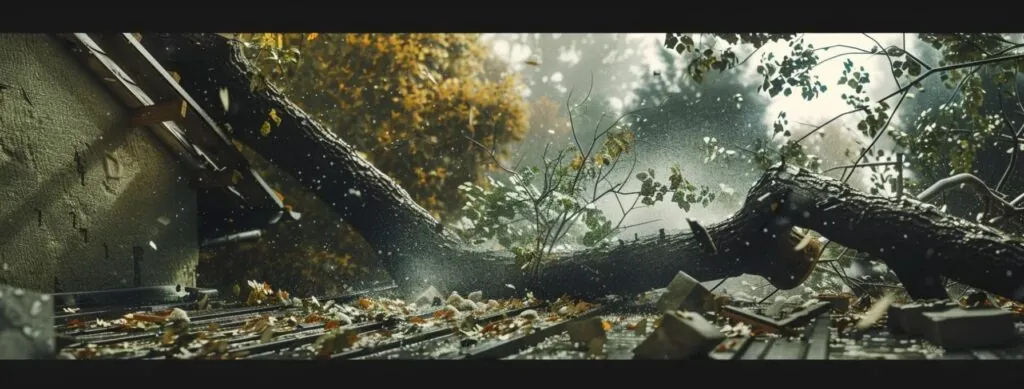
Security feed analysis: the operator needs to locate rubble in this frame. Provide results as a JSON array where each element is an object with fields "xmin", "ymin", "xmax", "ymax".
[
  {"xmin": 921, "ymin": 308, "xmax": 1016, "ymax": 350},
  {"xmin": 0, "ymin": 284, "xmax": 55, "ymax": 359},
  {"xmin": 413, "ymin": 286, "xmax": 444, "ymax": 306},
  {"xmin": 655, "ymin": 271, "xmax": 716, "ymax": 314},
  {"xmin": 632, "ymin": 310, "xmax": 725, "ymax": 359}
]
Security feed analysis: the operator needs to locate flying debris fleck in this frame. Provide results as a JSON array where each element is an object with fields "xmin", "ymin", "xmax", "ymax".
[
  {"xmin": 148, "ymin": 241, "xmax": 158, "ymax": 251},
  {"xmin": 157, "ymin": 217, "xmax": 171, "ymax": 226},
  {"xmin": 505, "ymin": 284, "xmax": 516, "ymax": 290},
  {"xmin": 793, "ymin": 233, "xmax": 814, "ymax": 251},
  {"xmin": 218, "ymin": 88, "xmax": 230, "ymax": 112}
]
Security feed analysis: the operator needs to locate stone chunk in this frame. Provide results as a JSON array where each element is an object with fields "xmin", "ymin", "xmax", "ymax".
[
  {"xmin": 632, "ymin": 310, "xmax": 725, "ymax": 359},
  {"xmin": 888, "ymin": 300, "xmax": 959, "ymax": 335},
  {"xmin": 566, "ymin": 317, "xmax": 606, "ymax": 344},
  {"xmin": 921, "ymin": 307, "xmax": 1016, "ymax": 350},
  {"xmin": 412, "ymin": 286, "xmax": 443, "ymax": 307},
  {"xmin": 0, "ymin": 284, "xmax": 55, "ymax": 359},
  {"xmin": 655, "ymin": 271, "xmax": 715, "ymax": 313}
]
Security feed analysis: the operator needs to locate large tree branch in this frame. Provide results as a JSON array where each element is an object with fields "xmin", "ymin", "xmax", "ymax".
[{"xmin": 138, "ymin": 33, "xmax": 1024, "ymax": 303}]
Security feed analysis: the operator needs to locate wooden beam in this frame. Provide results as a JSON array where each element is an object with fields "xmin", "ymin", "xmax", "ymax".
[{"xmin": 128, "ymin": 99, "xmax": 186, "ymax": 127}]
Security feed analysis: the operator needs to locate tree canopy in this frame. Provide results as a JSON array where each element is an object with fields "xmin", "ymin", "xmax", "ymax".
[{"xmin": 199, "ymin": 32, "xmax": 1024, "ymax": 301}]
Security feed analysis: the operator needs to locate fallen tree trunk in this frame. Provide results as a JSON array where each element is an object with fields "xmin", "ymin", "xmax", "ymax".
[{"xmin": 138, "ymin": 33, "xmax": 1024, "ymax": 302}]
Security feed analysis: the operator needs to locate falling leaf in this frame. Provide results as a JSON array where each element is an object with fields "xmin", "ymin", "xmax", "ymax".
[
  {"xmin": 268, "ymin": 109, "xmax": 282, "ymax": 126},
  {"xmin": 358, "ymin": 297, "xmax": 374, "ymax": 310},
  {"xmin": 148, "ymin": 241, "xmax": 158, "ymax": 251},
  {"xmin": 570, "ymin": 153, "xmax": 585, "ymax": 170},
  {"xmin": 307, "ymin": 33, "xmax": 319, "ymax": 41},
  {"xmin": 856, "ymin": 293, "xmax": 895, "ymax": 330},
  {"xmin": 219, "ymin": 88, "xmax": 230, "ymax": 112},
  {"xmin": 259, "ymin": 121, "xmax": 272, "ymax": 136},
  {"xmin": 156, "ymin": 217, "xmax": 171, "ymax": 226},
  {"xmin": 601, "ymin": 320, "xmax": 612, "ymax": 332},
  {"xmin": 408, "ymin": 316, "xmax": 426, "ymax": 324}
]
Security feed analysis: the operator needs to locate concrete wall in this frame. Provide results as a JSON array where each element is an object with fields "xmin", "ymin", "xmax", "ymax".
[{"xmin": 0, "ymin": 34, "xmax": 198, "ymax": 293}]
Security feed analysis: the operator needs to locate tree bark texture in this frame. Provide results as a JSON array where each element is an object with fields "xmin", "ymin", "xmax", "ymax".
[{"xmin": 136, "ymin": 33, "xmax": 1024, "ymax": 302}]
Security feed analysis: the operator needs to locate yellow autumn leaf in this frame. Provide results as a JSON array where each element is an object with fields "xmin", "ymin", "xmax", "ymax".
[
  {"xmin": 259, "ymin": 121, "xmax": 272, "ymax": 136},
  {"xmin": 268, "ymin": 109, "xmax": 282, "ymax": 126},
  {"xmin": 307, "ymin": 33, "xmax": 319, "ymax": 41},
  {"xmin": 569, "ymin": 153, "xmax": 584, "ymax": 170}
]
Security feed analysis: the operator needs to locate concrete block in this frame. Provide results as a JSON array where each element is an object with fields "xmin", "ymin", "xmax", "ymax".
[
  {"xmin": 566, "ymin": 317, "xmax": 606, "ymax": 344},
  {"xmin": 632, "ymin": 310, "xmax": 724, "ymax": 359},
  {"xmin": 655, "ymin": 271, "xmax": 715, "ymax": 313},
  {"xmin": 921, "ymin": 308, "xmax": 1016, "ymax": 350},
  {"xmin": 0, "ymin": 284, "xmax": 55, "ymax": 359},
  {"xmin": 891, "ymin": 300, "xmax": 959, "ymax": 335}
]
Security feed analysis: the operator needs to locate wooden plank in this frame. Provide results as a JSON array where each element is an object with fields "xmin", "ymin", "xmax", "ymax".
[
  {"xmin": 762, "ymin": 338, "xmax": 807, "ymax": 360},
  {"xmin": 804, "ymin": 317, "xmax": 831, "ymax": 360},
  {"xmin": 739, "ymin": 339, "xmax": 772, "ymax": 360},
  {"xmin": 89, "ymin": 34, "xmax": 236, "ymax": 149},
  {"xmin": 58, "ymin": 33, "xmax": 204, "ymax": 170},
  {"xmin": 79, "ymin": 33, "xmax": 285, "ymax": 211}
]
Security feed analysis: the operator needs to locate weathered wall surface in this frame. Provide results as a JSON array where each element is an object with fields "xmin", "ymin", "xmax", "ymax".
[{"xmin": 0, "ymin": 34, "xmax": 198, "ymax": 293}]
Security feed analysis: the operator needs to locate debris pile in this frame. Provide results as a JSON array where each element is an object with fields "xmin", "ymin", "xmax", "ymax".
[{"xmin": 43, "ymin": 268, "xmax": 1024, "ymax": 360}]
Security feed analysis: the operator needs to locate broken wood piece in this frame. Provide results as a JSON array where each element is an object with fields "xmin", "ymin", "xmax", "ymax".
[
  {"xmin": 921, "ymin": 307, "xmax": 1016, "ymax": 350},
  {"xmin": 655, "ymin": 271, "xmax": 717, "ymax": 313},
  {"xmin": 632, "ymin": 310, "xmax": 724, "ymax": 359},
  {"xmin": 565, "ymin": 316, "xmax": 606, "ymax": 345},
  {"xmin": 129, "ymin": 99, "xmax": 186, "ymax": 127}
]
